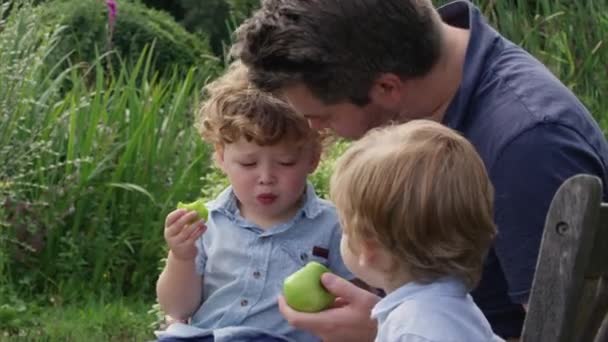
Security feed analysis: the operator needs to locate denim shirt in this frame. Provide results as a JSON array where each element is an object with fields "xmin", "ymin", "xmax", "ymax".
[
  {"xmin": 371, "ymin": 277, "xmax": 504, "ymax": 342},
  {"xmin": 159, "ymin": 183, "xmax": 352, "ymax": 342}
]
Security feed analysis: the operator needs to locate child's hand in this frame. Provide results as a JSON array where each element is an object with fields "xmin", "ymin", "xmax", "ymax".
[{"xmin": 164, "ymin": 209, "xmax": 207, "ymax": 261}]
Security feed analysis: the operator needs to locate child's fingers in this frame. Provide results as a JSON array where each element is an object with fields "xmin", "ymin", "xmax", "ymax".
[
  {"xmin": 165, "ymin": 211, "xmax": 199, "ymax": 237},
  {"xmin": 173, "ymin": 220, "xmax": 204, "ymax": 243},
  {"xmin": 185, "ymin": 221, "xmax": 207, "ymax": 241},
  {"xmin": 165, "ymin": 209, "xmax": 187, "ymax": 227}
]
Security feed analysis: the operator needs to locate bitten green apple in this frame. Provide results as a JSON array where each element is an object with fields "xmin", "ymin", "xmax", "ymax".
[
  {"xmin": 283, "ymin": 261, "xmax": 335, "ymax": 312},
  {"xmin": 177, "ymin": 198, "xmax": 208, "ymax": 220}
]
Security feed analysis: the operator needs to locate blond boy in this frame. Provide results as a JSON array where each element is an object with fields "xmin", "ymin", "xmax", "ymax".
[
  {"xmin": 155, "ymin": 63, "xmax": 353, "ymax": 342},
  {"xmin": 330, "ymin": 120, "xmax": 504, "ymax": 342}
]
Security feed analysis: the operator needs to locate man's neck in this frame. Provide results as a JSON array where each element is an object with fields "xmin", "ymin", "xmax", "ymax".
[{"xmin": 400, "ymin": 23, "xmax": 470, "ymax": 123}]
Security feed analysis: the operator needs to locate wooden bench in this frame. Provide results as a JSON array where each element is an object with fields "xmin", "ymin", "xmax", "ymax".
[{"xmin": 522, "ymin": 174, "xmax": 608, "ymax": 342}]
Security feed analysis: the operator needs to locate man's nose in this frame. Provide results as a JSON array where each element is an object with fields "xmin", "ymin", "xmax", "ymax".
[{"xmin": 308, "ymin": 118, "xmax": 326, "ymax": 130}]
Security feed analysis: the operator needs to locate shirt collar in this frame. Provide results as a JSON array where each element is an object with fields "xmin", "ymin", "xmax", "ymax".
[
  {"xmin": 206, "ymin": 182, "xmax": 324, "ymax": 227},
  {"xmin": 370, "ymin": 277, "xmax": 468, "ymax": 324}
]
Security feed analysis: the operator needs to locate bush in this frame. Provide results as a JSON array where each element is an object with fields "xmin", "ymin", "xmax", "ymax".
[
  {"xmin": 138, "ymin": 0, "xmax": 260, "ymax": 56},
  {"xmin": 180, "ymin": 0, "xmax": 232, "ymax": 56},
  {"xmin": 36, "ymin": 0, "xmax": 215, "ymax": 75}
]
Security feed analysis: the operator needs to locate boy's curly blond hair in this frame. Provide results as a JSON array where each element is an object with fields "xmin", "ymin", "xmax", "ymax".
[{"xmin": 197, "ymin": 62, "xmax": 323, "ymax": 149}]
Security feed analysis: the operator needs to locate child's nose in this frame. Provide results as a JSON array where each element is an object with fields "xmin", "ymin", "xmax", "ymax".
[{"xmin": 258, "ymin": 166, "xmax": 276, "ymax": 184}]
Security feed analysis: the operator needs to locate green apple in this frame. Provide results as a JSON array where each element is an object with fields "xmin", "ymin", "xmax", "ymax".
[
  {"xmin": 283, "ymin": 261, "xmax": 335, "ymax": 312},
  {"xmin": 177, "ymin": 198, "xmax": 208, "ymax": 220}
]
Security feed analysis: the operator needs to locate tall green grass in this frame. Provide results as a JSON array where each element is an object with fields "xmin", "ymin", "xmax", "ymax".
[{"xmin": 0, "ymin": 1, "xmax": 220, "ymax": 302}]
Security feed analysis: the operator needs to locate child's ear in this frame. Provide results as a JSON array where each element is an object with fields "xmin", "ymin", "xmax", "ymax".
[
  {"xmin": 360, "ymin": 240, "xmax": 399, "ymax": 276},
  {"xmin": 357, "ymin": 239, "xmax": 381, "ymax": 268},
  {"xmin": 214, "ymin": 144, "xmax": 226, "ymax": 170}
]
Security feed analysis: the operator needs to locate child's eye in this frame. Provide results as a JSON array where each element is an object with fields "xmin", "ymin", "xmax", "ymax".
[
  {"xmin": 239, "ymin": 162, "xmax": 256, "ymax": 167},
  {"xmin": 279, "ymin": 161, "xmax": 296, "ymax": 166}
]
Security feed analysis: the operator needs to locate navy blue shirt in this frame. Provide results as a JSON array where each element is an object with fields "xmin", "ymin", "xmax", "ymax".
[{"xmin": 438, "ymin": 1, "xmax": 608, "ymax": 338}]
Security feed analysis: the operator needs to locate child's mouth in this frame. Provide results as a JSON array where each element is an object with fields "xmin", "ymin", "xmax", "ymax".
[{"xmin": 257, "ymin": 193, "xmax": 277, "ymax": 204}]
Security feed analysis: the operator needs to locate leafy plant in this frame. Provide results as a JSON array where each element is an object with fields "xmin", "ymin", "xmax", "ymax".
[
  {"xmin": 35, "ymin": 0, "xmax": 216, "ymax": 76},
  {"xmin": 137, "ymin": 0, "xmax": 260, "ymax": 56},
  {"xmin": 1, "ymin": 0, "xmax": 220, "ymax": 301}
]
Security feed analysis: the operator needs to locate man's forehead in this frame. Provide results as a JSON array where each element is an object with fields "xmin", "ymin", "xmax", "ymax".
[
  {"xmin": 282, "ymin": 88, "xmax": 335, "ymax": 120},
  {"xmin": 281, "ymin": 84, "xmax": 323, "ymax": 106}
]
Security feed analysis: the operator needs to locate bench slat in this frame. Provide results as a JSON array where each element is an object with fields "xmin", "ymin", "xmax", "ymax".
[{"xmin": 522, "ymin": 174, "xmax": 602, "ymax": 342}]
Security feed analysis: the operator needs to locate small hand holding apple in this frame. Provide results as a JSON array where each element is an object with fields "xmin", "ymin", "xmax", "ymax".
[
  {"xmin": 283, "ymin": 261, "xmax": 336, "ymax": 312},
  {"xmin": 164, "ymin": 199, "xmax": 208, "ymax": 261}
]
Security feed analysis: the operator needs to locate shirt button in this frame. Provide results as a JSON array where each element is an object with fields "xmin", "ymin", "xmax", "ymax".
[
  {"xmin": 240, "ymin": 299, "xmax": 248, "ymax": 307},
  {"xmin": 300, "ymin": 253, "xmax": 308, "ymax": 261},
  {"xmin": 253, "ymin": 271, "xmax": 261, "ymax": 279}
]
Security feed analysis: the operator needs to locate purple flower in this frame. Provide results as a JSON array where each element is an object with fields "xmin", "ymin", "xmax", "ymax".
[{"xmin": 106, "ymin": 0, "xmax": 117, "ymax": 31}]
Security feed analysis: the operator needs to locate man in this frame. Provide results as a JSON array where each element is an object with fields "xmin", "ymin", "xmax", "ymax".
[{"xmin": 231, "ymin": 0, "xmax": 608, "ymax": 340}]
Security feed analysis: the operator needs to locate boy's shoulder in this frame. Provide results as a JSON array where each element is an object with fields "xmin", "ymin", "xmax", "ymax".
[{"xmin": 380, "ymin": 292, "xmax": 496, "ymax": 342}]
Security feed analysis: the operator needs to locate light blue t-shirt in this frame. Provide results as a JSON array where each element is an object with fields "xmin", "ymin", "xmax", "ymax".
[
  {"xmin": 371, "ymin": 277, "xmax": 505, "ymax": 342},
  {"xmin": 158, "ymin": 183, "xmax": 352, "ymax": 342}
]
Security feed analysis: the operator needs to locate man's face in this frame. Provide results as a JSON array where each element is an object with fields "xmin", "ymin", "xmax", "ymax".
[{"xmin": 282, "ymin": 84, "xmax": 395, "ymax": 140}]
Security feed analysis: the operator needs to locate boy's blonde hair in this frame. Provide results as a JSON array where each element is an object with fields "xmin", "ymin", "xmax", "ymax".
[
  {"xmin": 197, "ymin": 62, "xmax": 321, "ymax": 148},
  {"xmin": 330, "ymin": 120, "xmax": 496, "ymax": 289}
]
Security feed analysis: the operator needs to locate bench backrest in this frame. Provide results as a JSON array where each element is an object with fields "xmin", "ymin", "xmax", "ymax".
[{"xmin": 522, "ymin": 174, "xmax": 608, "ymax": 342}]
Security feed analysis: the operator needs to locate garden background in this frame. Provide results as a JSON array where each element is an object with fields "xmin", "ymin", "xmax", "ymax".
[{"xmin": 0, "ymin": 0, "xmax": 606, "ymax": 340}]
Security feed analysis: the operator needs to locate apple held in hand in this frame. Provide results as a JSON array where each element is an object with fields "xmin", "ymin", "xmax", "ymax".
[
  {"xmin": 283, "ymin": 261, "xmax": 335, "ymax": 312},
  {"xmin": 177, "ymin": 198, "xmax": 208, "ymax": 220}
]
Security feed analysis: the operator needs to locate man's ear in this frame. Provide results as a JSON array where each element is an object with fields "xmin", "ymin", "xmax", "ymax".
[{"xmin": 369, "ymin": 73, "xmax": 406, "ymax": 108}]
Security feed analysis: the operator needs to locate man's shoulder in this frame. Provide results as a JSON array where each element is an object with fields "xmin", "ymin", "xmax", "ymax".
[
  {"xmin": 463, "ymin": 45, "xmax": 605, "ymax": 166},
  {"xmin": 484, "ymin": 44, "xmax": 586, "ymax": 118}
]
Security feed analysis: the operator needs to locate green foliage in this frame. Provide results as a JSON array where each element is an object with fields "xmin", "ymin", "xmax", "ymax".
[
  {"xmin": 226, "ymin": 0, "xmax": 260, "ymax": 23},
  {"xmin": 0, "ymin": 0, "xmax": 220, "ymax": 303},
  {"xmin": 310, "ymin": 140, "xmax": 350, "ymax": 199},
  {"xmin": 137, "ymin": 0, "xmax": 260, "ymax": 56},
  {"xmin": 0, "ymin": 297, "xmax": 155, "ymax": 340},
  {"xmin": 35, "ymin": 0, "xmax": 216, "ymax": 76},
  {"xmin": 0, "ymin": 0, "xmax": 68, "ymax": 296},
  {"xmin": 180, "ymin": 0, "xmax": 232, "ymax": 56}
]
